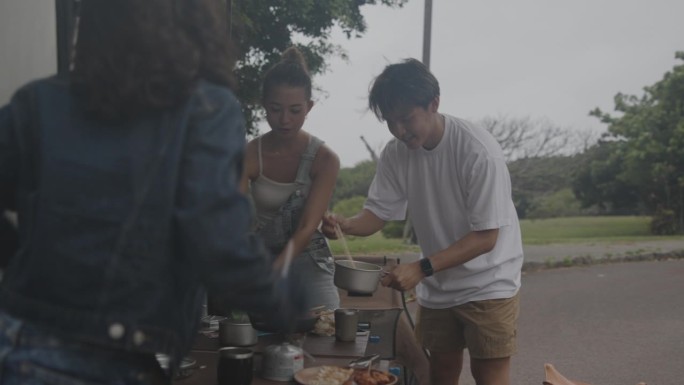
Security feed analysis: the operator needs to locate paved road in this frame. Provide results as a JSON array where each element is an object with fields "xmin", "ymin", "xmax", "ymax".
[
  {"xmin": 453, "ymin": 259, "xmax": 684, "ymax": 385},
  {"xmin": 385, "ymin": 242, "xmax": 684, "ymax": 384}
]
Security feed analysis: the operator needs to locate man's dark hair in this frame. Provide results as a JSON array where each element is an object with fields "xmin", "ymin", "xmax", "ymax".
[
  {"xmin": 368, "ymin": 58, "xmax": 440, "ymax": 121},
  {"xmin": 71, "ymin": 0, "xmax": 236, "ymax": 120}
]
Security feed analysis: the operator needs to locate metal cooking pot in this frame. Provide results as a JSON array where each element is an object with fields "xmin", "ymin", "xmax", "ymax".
[
  {"xmin": 219, "ymin": 319, "xmax": 258, "ymax": 347},
  {"xmin": 334, "ymin": 260, "xmax": 383, "ymax": 294}
]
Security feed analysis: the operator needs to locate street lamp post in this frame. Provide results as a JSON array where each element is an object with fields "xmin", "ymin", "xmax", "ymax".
[
  {"xmin": 404, "ymin": 0, "xmax": 434, "ymax": 243},
  {"xmin": 422, "ymin": 0, "xmax": 433, "ymax": 68}
]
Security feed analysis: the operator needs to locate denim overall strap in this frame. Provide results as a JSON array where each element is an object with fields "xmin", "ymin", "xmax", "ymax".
[{"xmin": 294, "ymin": 136, "xmax": 323, "ymax": 187}]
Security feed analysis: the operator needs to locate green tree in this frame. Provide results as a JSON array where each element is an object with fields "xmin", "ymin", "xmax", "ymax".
[
  {"xmin": 332, "ymin": 196, "xmax": 366, "ymax": 218},
  {"xmin": 571, "ymin": 140, "xmax": 642, "ymax": 214},
  {"xmin": 228, "ymin": 0, "xmax": 407, "ymax": 133},
  {"xmin": 507, "ymin": 155, "xmax": 581, "ymax": 218},
  {"xmin": 587, "ymin": 51, "xmax": 684, "ymax": 231},
  {"xmin": 332, "ymin": 159, "xmax": 377, "ymax": 206}
]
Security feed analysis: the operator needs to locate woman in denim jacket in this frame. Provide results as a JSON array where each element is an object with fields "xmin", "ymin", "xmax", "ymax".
[
  {"xmin": 0, "ymin": 1, "xmax": 305, "ymax": 384},
  {"xmin": 241, "ymin": 47, "xmax": 341, "ymax": 312}
]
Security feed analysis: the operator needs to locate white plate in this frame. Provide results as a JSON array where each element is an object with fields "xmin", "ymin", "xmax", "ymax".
[{"xmin": 294, "ymin": 366, "xmax": 397, "ymax": 385}]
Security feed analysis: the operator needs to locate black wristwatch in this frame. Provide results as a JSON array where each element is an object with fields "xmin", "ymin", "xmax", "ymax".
[{"xmin": 419, "ymin": 258, "xmax": 434, "ymax": 277}]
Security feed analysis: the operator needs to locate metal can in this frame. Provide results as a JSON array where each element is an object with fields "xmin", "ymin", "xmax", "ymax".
[{"xmin": 260, "ymin": 342, "xmax": 304, "ymax": 381}]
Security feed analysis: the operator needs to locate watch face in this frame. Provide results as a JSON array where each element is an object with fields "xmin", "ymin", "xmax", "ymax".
[{"xmin": 420, "ymin": 258, "xmax": 433, "ymax": 276}]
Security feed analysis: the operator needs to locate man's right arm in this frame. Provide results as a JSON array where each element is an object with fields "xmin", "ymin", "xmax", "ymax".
[
  {"xmin": 322, "ymin": 208, "xmax": 385, "ymax": 238},
  {"xmin": 342, "ymin": 208, "xmax": 386, "ymax": 236}
]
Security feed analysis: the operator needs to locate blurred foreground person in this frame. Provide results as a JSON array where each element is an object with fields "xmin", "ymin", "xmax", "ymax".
[
  {"xmin": 0, "ymin": 212, "xmax": 18, "ymax": 270},
  {"xmin": 0, "ymin": 1, "xmax": 306, "ymax": 384}
]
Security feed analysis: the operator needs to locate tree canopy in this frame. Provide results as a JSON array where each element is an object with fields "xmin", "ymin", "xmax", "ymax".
[
  {"xmin": 576, "ymin": 51, "xmax": 684, "ymax": 231},
  {"xmin": 227, "ymin": 0, "xmax": 407, "ymax": 134}
]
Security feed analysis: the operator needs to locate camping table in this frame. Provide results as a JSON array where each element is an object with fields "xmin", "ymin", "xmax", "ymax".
[{"xmin": 174, "ymin": 256, "xmax": 430, "ymax": 385}]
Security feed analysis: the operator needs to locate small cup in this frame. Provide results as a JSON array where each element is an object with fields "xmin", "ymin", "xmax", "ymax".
[
  {"xmin": 334, "ymin": 308, "xmax": 358, "ymax": 342},
  {"xmin": 217, "ymin": 347, "xmax": 253, "ymax": 385}
]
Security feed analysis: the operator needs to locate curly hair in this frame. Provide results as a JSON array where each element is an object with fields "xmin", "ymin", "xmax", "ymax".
[
  {"xmin": 71, "ymin": 0, "xmax": 236, "ymax": 120},
  {"xmin": 261, "ymin": 46, "xmax": 312, "ymax": 102}
]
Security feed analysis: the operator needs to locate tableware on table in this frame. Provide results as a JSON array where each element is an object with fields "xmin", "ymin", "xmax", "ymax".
[
  {"xmin": 334, "ymin": 308, "xmax": 359, "ymax": 342},
  {"xmin": 348, "ymin": 354, "xmax": 380, "ymax": 369},
  {"xmin": 218, "ymin": 318, "xmax": 258, "ymax": 347},
  {"xmin": 334, "ymin": 223, "xmax": 357, "ymax": 269},
  {"xmin": 261, "ymin": 342, "xmax": 305, "ymax": 382},
  {"xmin": 294, "ymin": 366, "xmax": 398, "ymax": 385},
  {"xmin": 217, "ymin": 347, "xmax": 253, "ymax": 385},
  {"xmin": 334, "ymin": 260, "xmax": 383, "ymax": 294},
  {"xmin": 155, "ymin": 354, "xmax": 197, "ymax": 379}
]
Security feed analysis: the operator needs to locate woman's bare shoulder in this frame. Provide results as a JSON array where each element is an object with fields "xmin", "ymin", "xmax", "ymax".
[
  {"xmin": 312, "ymin": 143, "xmax": 340, "ymax": 175},
  {"xmin": 243, "ymin": 137, "xmax": 261, "ymax": 177}
]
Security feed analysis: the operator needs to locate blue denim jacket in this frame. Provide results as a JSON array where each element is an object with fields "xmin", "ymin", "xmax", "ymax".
[{"xmin": 0, "ymin": 76, "xmax": 300, "ymax": 365}]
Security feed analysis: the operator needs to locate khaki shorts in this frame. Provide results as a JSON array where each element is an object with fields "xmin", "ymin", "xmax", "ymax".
[{"xmin": 415, "ymin": 292, "xmax": 520, "ymax": 359}]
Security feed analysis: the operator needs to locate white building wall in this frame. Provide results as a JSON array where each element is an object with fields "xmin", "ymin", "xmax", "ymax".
[{"xmin": 0, "ymin": 1, "xmax": 57, "ymax": 105}]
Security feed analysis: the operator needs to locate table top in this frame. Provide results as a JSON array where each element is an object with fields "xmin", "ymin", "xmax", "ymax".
[
  {"xmin": 192, "ymin": 330, "xmax": 371, "ymax": 359},
  {"xmin": 174, "ymin": 256, "xmax": 430, "ymax": 385},
  {"xmin": 177, "ymin": 350, "xmax": 357, "ymax": 385}
]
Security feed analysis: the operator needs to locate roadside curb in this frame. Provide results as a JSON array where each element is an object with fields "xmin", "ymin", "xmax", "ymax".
[{"xmin": 522, "ymin": 250, "xmax": 684, "ymax": 273}]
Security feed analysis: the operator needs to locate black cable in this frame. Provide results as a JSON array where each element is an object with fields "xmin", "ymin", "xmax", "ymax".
[{"xmin": 399, "ymin": 289, "xmax": 430, "ymax": 385}]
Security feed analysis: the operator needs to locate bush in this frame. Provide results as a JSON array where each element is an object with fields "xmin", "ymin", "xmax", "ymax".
[
  {"xmin": 526, "ymin": 188, "xmax": 584, "ymax": 219},
  {"xmin": 650, "ymin": 208, "xmax": 677, "ymax": 235},
  {"xmin": 331, "ymin": 196, "xmax": 366, "ymax": 218},
  {"xmin": 381, "ymin": 221, "xmax": 405, "ymax": 239}
]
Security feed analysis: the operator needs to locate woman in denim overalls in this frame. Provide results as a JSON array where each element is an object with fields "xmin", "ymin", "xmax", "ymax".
[{"xmin": 241, "ymin": 47, "xmax": 340, "ymax": 311}]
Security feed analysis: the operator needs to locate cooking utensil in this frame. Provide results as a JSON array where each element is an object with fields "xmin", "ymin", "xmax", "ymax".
[
  {"xmin": 348, "ymin": 354, "xmax": 380, "ymax": 370},
  {"xmin": 334, "ymin": 223, "xmax": 357, "ymax": 269},
  {"xmin": 218, "ymin": 318, "xmax": 258, "ymax": 347},
  {"xmin": 261, "ymin": 342, "xmax": 304, "ymax": 381},
  {"xmin": 334, "ymin": 260, "xmax": 383, "ymax": 294}
]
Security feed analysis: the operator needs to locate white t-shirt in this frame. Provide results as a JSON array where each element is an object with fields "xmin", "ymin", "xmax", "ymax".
[{"xmin": 364, "ymin": 114, "xmax": 523, "ymax": 308}]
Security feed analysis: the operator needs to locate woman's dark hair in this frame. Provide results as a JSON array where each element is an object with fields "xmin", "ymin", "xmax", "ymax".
[
  {"xmin": 71, "ymin": 0, "xmax": 236, "ymax": 120},
  {"xmin": 368, "ymin": 58, "xmax": 440, "ymax": 121},
  {"xmin": 261, "ymin": 46, "xmax": 312, "ymax": 101}
]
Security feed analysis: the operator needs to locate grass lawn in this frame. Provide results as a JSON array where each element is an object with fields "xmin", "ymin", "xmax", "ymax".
[
  {"xmin": 327, "ymin": 215, "xmax": 684, "ymax": 255},
  {"xmin": 328, "ymin": 232, "xmax": 420, "ymax": 256},
  {"xmin": 520, "ymin": 215, "xmax": 654, "ymax": 244}
]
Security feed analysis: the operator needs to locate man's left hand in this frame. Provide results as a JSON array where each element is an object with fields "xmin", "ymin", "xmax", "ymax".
[{"xmin": 380, "ymin": 262, "xmax": 424, "ymax": 292}]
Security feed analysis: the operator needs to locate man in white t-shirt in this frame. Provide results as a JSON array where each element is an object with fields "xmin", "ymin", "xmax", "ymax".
[{"xmin": 322, "ymin": 59, "xmax": 523, "ymax": 385}]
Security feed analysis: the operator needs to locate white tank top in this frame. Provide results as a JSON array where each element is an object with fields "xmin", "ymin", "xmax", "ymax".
[{"xmin": 250, "ymin": 136, "xmax": 312, "ymax": 225}]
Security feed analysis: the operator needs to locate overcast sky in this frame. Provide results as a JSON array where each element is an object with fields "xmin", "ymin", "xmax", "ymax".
[{"xmin": 277, "ymin": 0, "xmax": 684, "ymax": 167}]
